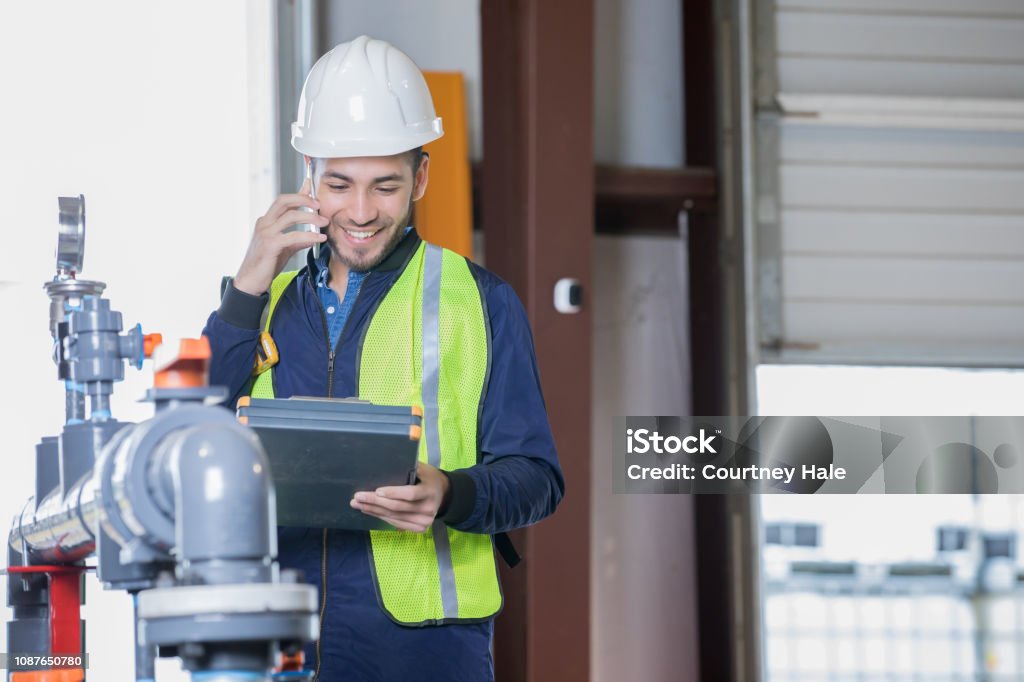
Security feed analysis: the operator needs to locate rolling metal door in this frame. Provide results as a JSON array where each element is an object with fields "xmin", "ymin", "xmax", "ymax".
[{"xmin": 755, "ymin": 0, "xmax": 1024, "ymax": 366}]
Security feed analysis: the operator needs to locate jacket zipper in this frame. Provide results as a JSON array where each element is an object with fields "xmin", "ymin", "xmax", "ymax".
[
  {"xmin": 311, "ymin": 276, "xmax": 365, "ymax": 399},
  {"xmin": 326, "ymin": 352, "xmax": 336, "ymax": 398},
  {"xmin": 307, "ymin": 275, "xmax": 330, "ymax": 680},
  {"xmin": 306, "ymin": 273, "xmax": 365, "ymax": 678}
]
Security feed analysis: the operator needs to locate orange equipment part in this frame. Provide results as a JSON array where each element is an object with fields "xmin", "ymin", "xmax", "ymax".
[
  {"xmin": 11, "ymin": 670, "xmax": 85, "ymax": 682},
  {"xmin": 153, "ymin": 337, "xmax": 212, "ymax": 389},
  {"xmin": 142, "ymin": 333, "xmax": 164, "ymax": 358},
  {"xmin": 417, "ymin": 71, "xmax": 474, "ymax": 259},
  {"xmin": 278, "ymin": 649, "xmax": 306, "ymax": 672}
]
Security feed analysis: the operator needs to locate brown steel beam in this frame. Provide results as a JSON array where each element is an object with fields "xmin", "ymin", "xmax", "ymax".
[
  {"xmin": 684, "ymin": 0, "xmax": 737, "ymax": 680},
  {"xmin": 595, "ymin": 164, "xmax": 716, "ymax": 201},
  {"xmin": 472, "ymin": 162, "xmax": 718, "ymax": 233},
  {"xmin": 481, "ymin": 0, "xmax": 593, "ymax": 680},
  {"xmin": 595, "ymin": 164, "xmax": 717, "ymax": 233},
  {"xmin": 684, "ymin": 0, "xmax": 726, "ymax": 416}
]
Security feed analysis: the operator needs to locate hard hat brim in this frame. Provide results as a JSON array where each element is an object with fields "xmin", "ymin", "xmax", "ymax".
[{"xmin": 291, "ymin": 119, "xmax": 444, "ymax": 159}]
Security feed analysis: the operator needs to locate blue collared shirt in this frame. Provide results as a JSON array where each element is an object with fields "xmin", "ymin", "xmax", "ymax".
[
  {"xmin": 312, "ymin": 227, "xmax": 412, "ymax": 349},
  {"xmin": 313, "ymin": 249, "xmax": 366, "ymax": 350}
]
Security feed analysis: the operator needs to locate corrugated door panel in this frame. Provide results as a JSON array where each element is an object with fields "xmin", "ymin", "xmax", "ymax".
[
  {"xmin": 777, "ymin": 0, "xmax": 1024, "ymax": 18},
  {"xmin": 779, "ymin": 124, "xmax": 1024, "ymax": 260},
  {"xmin": 782, "ymin": 165, "xmax": 1024, "ymax": 212},
  {"xmin": 782, "ymin": 211, "xmax": 1024, "ymax": 259},
  {"xmin": 778, "ymin": 13, "xmax": 1024, "ymax": 62},
  {"xmin": 776, "ymin": 126, "xmax": 1024, "ymax": 362},
  {"xmin": 784, "ymin": 302, "xmax": 1024, "ymax": 345},
  {"xmin": 781, "ymin": 125, "xmax": 1024, "ymax": 167},
  {"xmin": 761, "ymin": 0, "xmax": 1024, "ymax": 366},
  {"xmin": 778, "ymin": 59, "xmax": 1024, "ymax": 99},
  {"xmin": 776, "ymin": 3, "xmax": 1024, "ymax": 97},
  {"xmin": 783, "ymin": 257, "xmax": 1024, "ymax": 304}
]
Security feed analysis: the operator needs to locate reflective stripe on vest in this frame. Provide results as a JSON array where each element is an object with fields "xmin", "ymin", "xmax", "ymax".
[{"xmin": 251, "ymin": 243, "xmax": 501, "ymax": 625}]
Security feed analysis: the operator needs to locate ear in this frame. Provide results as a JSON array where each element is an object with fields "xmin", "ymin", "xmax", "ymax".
[{"xmin": 412, "ymin": 153, "xmax": 430, "ymax": 202}]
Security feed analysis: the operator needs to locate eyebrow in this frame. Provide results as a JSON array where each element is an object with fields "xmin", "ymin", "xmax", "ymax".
[{"xmin": 322, "ymin": 171, "xmax": 405, "ymax": 184}]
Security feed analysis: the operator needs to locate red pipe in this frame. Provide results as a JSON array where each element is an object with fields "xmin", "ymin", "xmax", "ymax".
[{"xmin": 4, "ymin": 565, "xmax": 88, "ymax": 659}]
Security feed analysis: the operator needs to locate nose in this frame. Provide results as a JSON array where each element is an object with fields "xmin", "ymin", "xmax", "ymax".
[{"xmin": 349, "ymin": 191, "xmax": 378, "ymax": 227}]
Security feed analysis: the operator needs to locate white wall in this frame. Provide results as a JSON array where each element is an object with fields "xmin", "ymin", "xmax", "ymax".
[
  {"xmin": 592, "ymin": 234, "xmax": 698, "ymax": 681},
  {"xmin": 0, "ymin": 3, "xmax": 276, "ymax": 680},
  {"xmin": 594, "ymin": 0, "xmax": 685, "ymax": 168}
]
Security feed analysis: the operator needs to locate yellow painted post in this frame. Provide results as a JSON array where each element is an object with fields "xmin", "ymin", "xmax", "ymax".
[{"xmin": 417, "ymin": 72, "xmax": 473, "ymax": 259}]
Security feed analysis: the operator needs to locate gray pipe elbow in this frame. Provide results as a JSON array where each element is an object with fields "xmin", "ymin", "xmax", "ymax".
[{"xmin": 163, "ymin": 422, "xmax": 276, "ymax": 584}]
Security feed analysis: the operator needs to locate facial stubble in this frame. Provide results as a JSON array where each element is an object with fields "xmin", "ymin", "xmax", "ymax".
[{"xmin": 325, "ymin": 196, "xmax": 414, "ymax": 273}]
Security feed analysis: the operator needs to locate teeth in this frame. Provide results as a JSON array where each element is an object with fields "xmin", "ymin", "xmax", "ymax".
[{"xmin": 344, "ymin": 228, "xmax": 379, "ymax": 241}]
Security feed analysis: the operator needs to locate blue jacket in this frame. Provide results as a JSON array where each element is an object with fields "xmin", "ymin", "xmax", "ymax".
[{"xmin": 203, "ymin": 230, "xmax": 564, "ymax": 681}]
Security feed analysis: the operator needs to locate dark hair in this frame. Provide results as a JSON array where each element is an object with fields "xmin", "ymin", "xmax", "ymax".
[{"xmin": 407, "ymin": 146, "xmax": 427, "ymax": 172}]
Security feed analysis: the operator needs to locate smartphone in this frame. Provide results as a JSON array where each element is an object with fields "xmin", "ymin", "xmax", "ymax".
[
  {"xmin": 288, "ymin": 158, "xmax": 323, "ymax": 257},
  {"xmin": 311, "ymin": 158, "xmax": 323, "ymax": 258}
]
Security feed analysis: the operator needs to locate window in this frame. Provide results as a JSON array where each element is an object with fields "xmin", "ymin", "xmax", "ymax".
[{"xmin": 757, "ymin": 365, "xmax": 1024, "ymax": 681}]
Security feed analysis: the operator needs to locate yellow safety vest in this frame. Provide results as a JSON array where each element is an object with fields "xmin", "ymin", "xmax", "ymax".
[{"xmin": 252, "ymin": 242, "xmax": 502, "ymax": 624}]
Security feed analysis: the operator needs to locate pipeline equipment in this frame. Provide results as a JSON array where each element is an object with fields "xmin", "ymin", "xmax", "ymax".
[{"xmin": 4, "ymin": 196, "xmax": 317, "ymax": 682}]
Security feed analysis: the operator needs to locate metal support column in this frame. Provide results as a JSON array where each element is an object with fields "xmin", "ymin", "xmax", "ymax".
[
  {"xmin": 481, "ymin": 0, "xmax": 594, "ymax": 679},
  {"xmin": 684, "ymin": 0, "xmax": 762, "ymax": 680}
]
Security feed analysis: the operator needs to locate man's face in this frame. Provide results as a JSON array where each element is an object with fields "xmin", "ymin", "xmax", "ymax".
[{"xmin": 313, "ymin": 153, "xmax": 428, "ymax": 272}]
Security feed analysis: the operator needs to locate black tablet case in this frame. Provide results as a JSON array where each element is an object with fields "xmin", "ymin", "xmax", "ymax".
[{"xmin": 239, "ymin": 397, "xmax": 421, "ymax": 531}]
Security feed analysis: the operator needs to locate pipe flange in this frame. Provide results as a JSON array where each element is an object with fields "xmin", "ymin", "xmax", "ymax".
[
  {"xmin": 140, "ymin": 612, "xmax": 318, "ymax": 649},
  {"xmin": 43, "ymin": 279, "xmax": 106, "ymax": 299},
  {"xmin": 137, "ymin": 583, "xmax": 317, "ymax": 618},
  {"xmin": 137, "ymin": 583, "xmax": 318, "ymax": 647}
]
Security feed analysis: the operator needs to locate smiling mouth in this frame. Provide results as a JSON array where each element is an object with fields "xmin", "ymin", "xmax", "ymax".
[{"xmin": 342, "ymin": 227, "xmax": 382, "ymax": 242}]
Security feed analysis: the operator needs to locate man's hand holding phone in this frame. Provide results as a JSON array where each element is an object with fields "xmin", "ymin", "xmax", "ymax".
[{"xmin": 233, "ymin": 177, "xmax": 328, "ymax": 296}]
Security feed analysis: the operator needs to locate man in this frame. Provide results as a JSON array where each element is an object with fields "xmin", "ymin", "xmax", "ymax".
[{"xmin": 203, "ymin": 35, "xmax": 563, "ymax": 681}]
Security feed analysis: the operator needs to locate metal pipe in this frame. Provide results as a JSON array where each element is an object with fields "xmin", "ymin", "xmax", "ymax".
[
  {"xmin": 11, "ymin": 477, "xmax": 98, "ymax": 563},
  {"xmin": 8, "ymin": 402, "xmax": 294, "ymax": 645},
  {"xmin": 89, "ymin": 391, "xmax": 111, "ymax": 421},
  {"xmin": 9, "ymin": 408, "xmax": 234, "ymax": 564},
  {"xmin": 132, "ymin": 592, "xmax": 157, "ymax": 682},
  {"xmin": 65, "ymin": 382, "xmax": 86, "ymax": 424},
  {"xmin": 10, "ymin": 396, "xmax": 316, "ymax": 682},
  {"xmin": 10, "ymin": 422, "xmax": 130, "ymax": 563}
]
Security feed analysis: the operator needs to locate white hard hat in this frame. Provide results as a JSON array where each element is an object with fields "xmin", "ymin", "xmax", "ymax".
[{"xmin": 291, "ymin": 35, "xmax": 444, "ymax": 158}]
